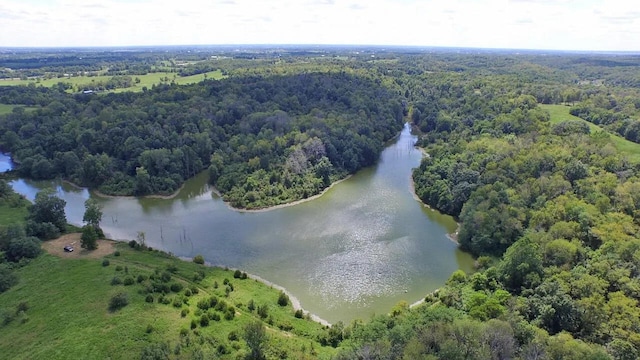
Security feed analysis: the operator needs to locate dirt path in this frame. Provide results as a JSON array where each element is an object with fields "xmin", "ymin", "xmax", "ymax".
[{"xmin": 42, "ymin": 233, "xmax": 116, "ymax": 259}]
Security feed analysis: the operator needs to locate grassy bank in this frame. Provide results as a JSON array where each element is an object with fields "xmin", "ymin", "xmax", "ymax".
[
  {"xmin": 0, "ymin": 241, "xmax": 335, "ymax": 359},
  {"xmin": 542, "ymin": 103, "xmax": 640, "ymax": 162}
]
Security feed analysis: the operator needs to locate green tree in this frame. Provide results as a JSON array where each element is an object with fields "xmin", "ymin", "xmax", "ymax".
[
  {"xmin": 82, "ymin": 198, "xmax": 103, "ymax": 228},
  {"xmin": 81, "ymin": 225, "xmax": 98, "ymax": 250},
  {"xmin": 244, "ymin": 321, "xmax": 267, "ymax": 360},
  {"xmin": 28, "ymin": 190, "xmax": 67, "ymax": 234}
]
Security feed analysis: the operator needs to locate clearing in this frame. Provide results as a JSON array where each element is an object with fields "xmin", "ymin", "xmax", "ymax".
[{"xmin": 41, "ymin": 233, "xmax": 116, "ymax": 259}]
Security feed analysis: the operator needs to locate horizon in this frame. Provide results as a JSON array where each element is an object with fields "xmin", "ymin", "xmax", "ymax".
[{"xmin": 0, "ymin": 0, "xmax": 638, "ymax": 52}]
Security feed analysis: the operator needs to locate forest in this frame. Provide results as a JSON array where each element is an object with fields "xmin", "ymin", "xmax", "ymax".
[{"xmin": 2, "ymin": 46, "xmax": 640, "ymax": 359}]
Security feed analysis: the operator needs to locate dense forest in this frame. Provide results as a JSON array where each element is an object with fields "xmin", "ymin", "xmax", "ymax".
[
  {"xmin": 0, "ymin": 72, "xmax": 404, "ymax": 208},
  {"xmin": 2, "ymin": 47, "xmax": 640, "ymax": 359}
]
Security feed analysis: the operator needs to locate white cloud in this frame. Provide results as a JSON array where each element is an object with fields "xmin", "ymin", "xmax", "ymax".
[{"xmin": 0, "ymin": 0, "xmax": 636, "ymax": 51}]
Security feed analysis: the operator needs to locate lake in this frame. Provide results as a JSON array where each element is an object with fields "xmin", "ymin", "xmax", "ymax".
[{"xmin": 8, "ymin": 124, "xmax": 474, "ymax": 324}]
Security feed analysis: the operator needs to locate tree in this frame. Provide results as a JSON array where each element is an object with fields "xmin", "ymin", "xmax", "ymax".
[
  {"xmin": 7, "ymin": 236, "xmax": 41, "ymax": 262},
  {"xmin": 28, "ymin": 190, "xmax": 67, "ymax": 234},
  {"xmin": 81, "ymin": 225, "xmax": 98, "ymax": 250},
  {"xmin": 82, "ymin": 198, "xmax": 103, "ymax": 228},
  {"xmin": 244, "ymin": 321, "xmax": 266, "ymax": 360}
]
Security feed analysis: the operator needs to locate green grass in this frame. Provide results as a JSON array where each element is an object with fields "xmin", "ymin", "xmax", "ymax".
[
  {"xmin": 542, "ymin": 104, "xmax": 640, "ymax": 162},
  {"xmin": 0, "ymin": 70, "xmax": 225, "ymax": 93},
  {"xmin": 0, "ymin": 244, "xmax": 335, "ymax": 360},
  {"xmin": 0, "ymin": 104, "xmax": 37, "ymax": 115},
  {"xmin": 0, "ymin": 196, "xmax": 29, "ymax": 226}
]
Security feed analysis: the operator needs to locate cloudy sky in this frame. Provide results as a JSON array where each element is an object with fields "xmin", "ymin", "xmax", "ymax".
[{"xmin": 0, "ymin": 0, "xmax": 638, "ymax": 51}]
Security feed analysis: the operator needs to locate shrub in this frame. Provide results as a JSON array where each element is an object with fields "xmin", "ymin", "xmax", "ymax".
[
  {"xmin": 170, "ymin": 283, "xmax": 183, "ymax": 293},
  {"xmin": 114, "ymin": 250, "xmax": 120, "ymax": 257},
  {"xmin": 102, "ymin": 259, "xmax": 110, "ymax": 267},
  {"xmin": 115, "ymin": 265, "xmax": 123, "ymax": 272},
  {"xmin": 224, "ymin": 307, "xmax": 235, "ymax": 320},
  {"xmin": 192, "ymin": 271, "xmax": 204, "ymax": 282},
  {"xmin": 190, "ymin": 286, "xmax": 198, "ymax": 295},
  {"xmin": 179, "ymin": 327, "xmax": 189, "ymax": 337},
  {"xmin": 228, "ymin": 330, "xmax": 239, "ymax": 341},
  {"xmin": 145, "ymin": 294, "xmax": 154, "ymax": 303},
  {"xmin": 111, "ymin": 277, "xmax": 122, "ymax": 285},
  {"xmin": 277, "ymin": 291, "xmax": 289, "ymax": 307},
  {"xmin": 213, "ymin": 281, "xmax": 219, "ymax": 289},
  {"xmin": 181, "ymin": 308, "xmax": 189, "ymax": 317},
  {"xmin": 109, "ymin": 292, "xmax": 129, "ymax": 311},
  {"xmin": 209, "ymin": 312, "xmax": 221, "ymax": 321},
  {"xmin": 128, "ymin": 240, "xmax": 137, "ymax": 248},
  {"xmin": 294, "ymin": 309, "xmax": 304, "ymax": 318},
  {"xmin": 184, "ymin": 289, "xmax": 192, "ymax": 297},
  {"xmin": 197, "ymin": 299, "xmax": 210, "ymax": 310},
  {"xmin": 241, "ymin": 272, "xmax": 248, "ymax": 280},
  {"xmin": 193, "ymin": 255, "xmax": 205, "ymax": 264},
  {"xmin": 172, "ymin": 298, "xmax": 182, "ymax": 308},
  {"xmin": 190, "ymin": 319, "xmax": 197, "ymax": 329},
  {"xmin": 16, "ymin": 302, "xmax": 29, "ymax": 313},
  {"xmin": 233, "ymin": 270, "xmax": 242, "ymax": 278},
  {"xmin": 247, "ymin": 299, "xmax": 256, "ymax": 312},
  {"xmin": 146, "ymin": 324, "xmax": 153, "ymax": 334},
  {"xmin": 257, "ymin": 304, "xmax": 269, "ymax": 319},
  {"xmin": 200, "ymin": 314, "xmax": 209, "ymax": 327},
  {"xmin": 215, "ymin": 300, "xmax": 227, "ymax": 312},
  {"xmin": 137, "ymin": 274, "xmax": 148, "ymax": 283},
  {"xmin": 160, "ymin": 271, "xmax": 172, "ymax": 282},
  {"xmin": 0, "ymin": 265, "xmax": 19, "ymax": 293},
  {"xmin": 166, "ymin": 264, "xmax": 178, "ymax": 273},
  {"xmin": 6, "ymin": 237, "xmax": 41, "ymax": 262},
  {"xmin": 123, "ymin": 276, "xmax": 135, "ymax": 286},
  {"xmin": 208, "ymin": 296, "xmax": 219, "ymax": 308},
  {"xmin": 223, "ymin": 278, "xmax": 229, "ymax": 285}
]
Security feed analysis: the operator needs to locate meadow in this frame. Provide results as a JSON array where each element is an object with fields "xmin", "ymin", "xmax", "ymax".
[
  {"xmin": 541, "ymin": 103, "xmax": 640, "ymax": 162},
  {"xmin": 0, "ymin": 238, "xmax": 335, "ymax": 359}
]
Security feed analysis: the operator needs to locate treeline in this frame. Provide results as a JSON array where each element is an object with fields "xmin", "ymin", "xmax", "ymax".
[{"xmin": 0, "ymin": 72, "xmax": 404, "ymax": 208}]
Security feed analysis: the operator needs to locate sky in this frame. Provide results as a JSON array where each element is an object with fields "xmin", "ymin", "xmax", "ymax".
[{"xmin": 0, "ymin": 0, "xmax": 638, "ymax": 51}]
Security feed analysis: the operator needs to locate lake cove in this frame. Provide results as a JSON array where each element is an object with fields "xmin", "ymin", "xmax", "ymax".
[
  {"xmin": 0, "ymin": 152, "xmax": 12, "ymax": 173},
  {"xmin": 9, "ymin": 124, "xmax": 474, "ymax": 324}
]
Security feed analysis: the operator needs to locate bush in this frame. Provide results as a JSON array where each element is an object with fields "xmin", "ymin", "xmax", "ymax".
[
  {"xmin": 123, "ymin": 276, "xmax": 135, "ymax": 286},
  {"xmin": 109, "ymin": 292, "xmax": 129, "ymax": 311},
  {"xmin": 0, "ymin": 265, "xmax": 19, "ymax": 293},
  {"xmin": 224, "ymin": 307, "xmax": 235, "ymax": 320},
  {"xmin": 184, "ymin": 289, "xmax": 192, "ymax": 297},
  {"xmin": 209, "ymin": 312, "xmax": 221, "ymax": 321},
  {"xmin": 128, "ymin": 240, "xmax": 137, "ymax": 248},
  {"xmin": 200, "ymin": 314, "xmax": 209, "ymax": 327},
  {"xmin": 179, "ymin": 327, "xmax": 189, "ymax": 337},
  {"xmin": 233, "ymin": 270, "xmax": 242, "ymax": 278},
  {"xmin": 115, "ymin": 265, "xmax": 123, "ymax": 272},
  {"xmin": 25, "ymin": 221, "xmax": 60, "ymax": 240},
  {"xmin": 172, "ymin": 298, "xmax": 182, "ymax": 308},
  {"xmin": 294, "ymin": 309, "xmax": 304, "ymax": 318},
  {"xmin": 102, "ymin": 259, "xmax": 110, "ymax": 267},
  {"xmin": 228, "ymin": 330, "xmax": 239, "ymax": 341},
  {"xmin": 223, "ymin": 278, "xmax": 230, "ymax": 285},
  {"xmin": 170, "ymin": 282, "xmax": 183, "ymax": 293},
  {"xmin": 181, "ymin": 308, "xmax": 189, "ymax": 317},
  {"xmin": 193, "ymin": 255, "xmax": 205, "ymax": 264},
  {"xmin": 145, "ymin": 324, "xmax": 153, "ymax": 334},
  {"xmin": 6, "ymin": 237, "xmax": 41, "ymax": 262},
  {"xmin": 209, "ymin": 296, "xmax": 219, "ymax": 308},
  {"xmin": 114, "ymin": 250, "xmax": 120, "ymax": 257},
  {"xmin": 190, "ymin": 319, "xmax": 197, "ymax": 329},
  {"xmin": 145, "ymin": 294, "xmax": 154, "ymax": 303},
  {"xmin": 213, "ymin": 281, "xmax": 219, "ymax": 289},
  {"xmin": 137, "ymin": 274, "xmax": 148, "ymax": 283},
  {"xmin": 247, "ymin": 299, "xmax": 256, "ymax": 312},
  {"xmin": 277, "ymin": 291, "xmax": 289, "ymax": 307},
  {"xmin": 111, "ymin": 277, "xmax": 122, "ymax": 285},
  {"xmin": 241, "ymin": 272, "xmax": 248, "ymax": 280},
  {"xmin": 257, "ymin": 304, "xmax": 269, "ymax": 319},
  {"xmin": 190, "ymin": 286, "xmax": 198, "ymax": 295}
]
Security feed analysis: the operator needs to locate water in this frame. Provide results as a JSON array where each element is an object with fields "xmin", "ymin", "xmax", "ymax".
[
  {"xmin": 0, "ymin": 153, "xmax": 12, "ymax": 172},
  {"xmin": 8, "ymin": 124, "xmax": 474, "ymax": 323}
]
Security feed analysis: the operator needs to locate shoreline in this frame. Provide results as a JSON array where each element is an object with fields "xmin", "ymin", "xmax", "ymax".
[
  {"xmin": 407, "ymin": 166, "xmax": 460, "ymax": 245},
  {"xmin": 178, "ymin": 257, "xmax": 332, "ymax": 327},
  {"xmin": 63, "ymin": 179, "xmax": 185, "ymax": 200}
]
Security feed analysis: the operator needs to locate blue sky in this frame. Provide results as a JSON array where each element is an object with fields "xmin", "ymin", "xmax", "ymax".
[{"xmin": 0, "ymin": 0, "xmax": 638, "ymax": 51}]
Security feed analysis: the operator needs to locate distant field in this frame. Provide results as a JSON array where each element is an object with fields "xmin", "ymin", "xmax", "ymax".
[
  {"xmin": 0, "ymin": 104, "xmax": 38, "ymax": 115},
  {"xmin": 0, "ymin": 70, "xmax": 225, "ymax": 93},
  {"xmin": 542, "ymin": 104, "xmax": 640, "ymax": 162}
]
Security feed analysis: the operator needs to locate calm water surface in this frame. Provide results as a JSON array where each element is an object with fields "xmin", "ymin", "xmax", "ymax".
[{"xmin": 9, "ymin": 124, "xmax": 474, "ymax": 323}]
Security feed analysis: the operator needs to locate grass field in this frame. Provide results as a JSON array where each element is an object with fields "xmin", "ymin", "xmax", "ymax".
[
  {"xmin": 0, "ymin": 70, "xmax": 225, "ymax": 93},
  {"xmin": 542, "ymin": 104, "xmax": 640, "ymax": 162},
  {"xmin": 0, "ymin": 240, "xmax": 335, "ymax": 360},
  {"xmin": 0, "ymin": 200, "xmax": 28, "ymax": 226}
]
